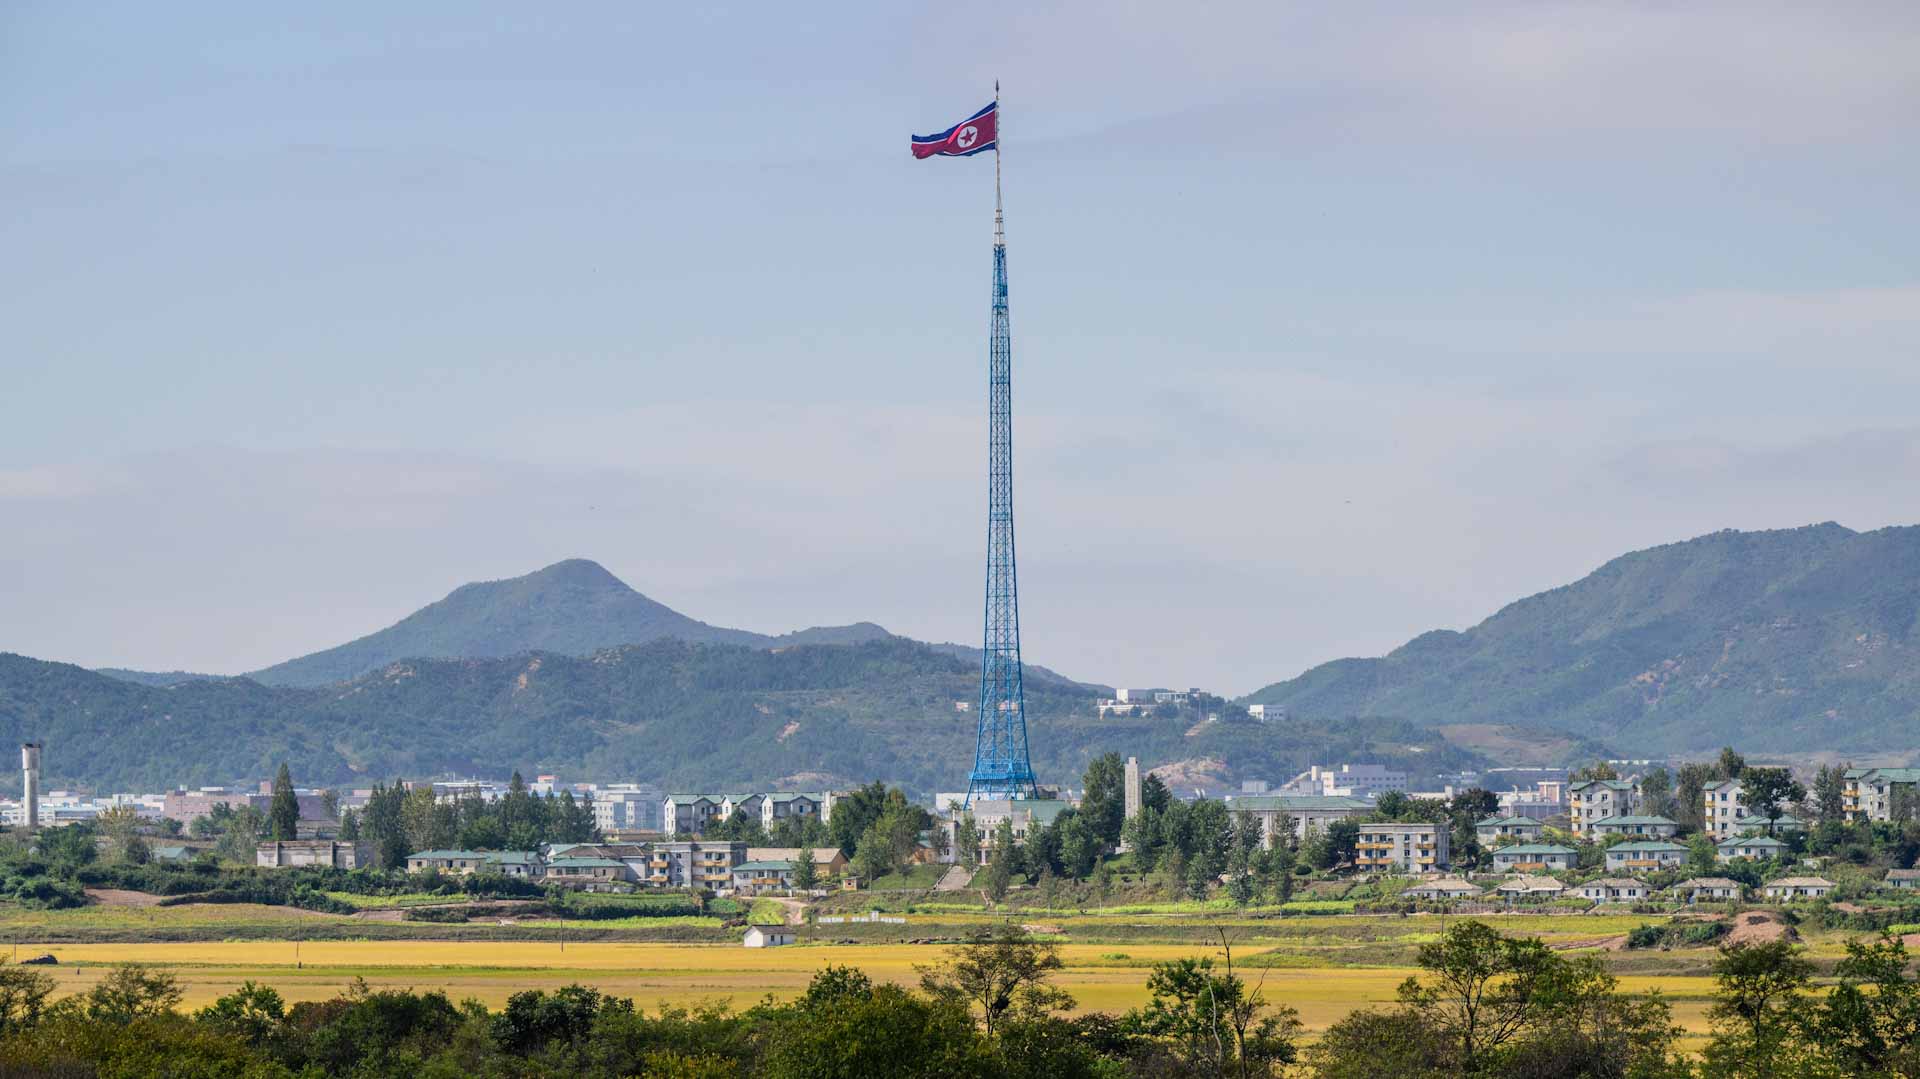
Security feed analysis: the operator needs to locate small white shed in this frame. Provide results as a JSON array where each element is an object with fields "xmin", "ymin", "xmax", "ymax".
[{"xmin": 743, "ymin": 924, "xmax": 796, "ymax": 948}]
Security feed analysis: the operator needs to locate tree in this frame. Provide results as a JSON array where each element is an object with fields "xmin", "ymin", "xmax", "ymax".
[
  {"xmin": 338, "ymin": 808, "xmax": 360, "ymax": 841},
  {"xmin": 1322, "ymin": 819, "xmax": 1360, "ymax": 869},
  {"xmin": 1374, "ymin": 790, "xmax": 1411, "ymax": 821},
  {"xmin": 1126, "ymin": 934, "xmax": 1300, "ymax": 1077},
  {"xmin": 1813, "ymin": 764, "xmax": 1848, "ymax": 824},
  {"xmin": 0, "ymin": 959, "xmax": 54, "ymax": 1035},
  {"xmin": 1056, "ymin": 813, "xmax": 1100, "ymax": 879},
  {"xmin": 1141, "ymin": 773, "xmax": 1172, "ymax": 814},
  {"xmin": 83, "ymin": 964, "xmax": 183, "ymax": 1024},
  {"xmin": 791, "ymin": 848, "xmax": 819, "ymax": 892},
  {"xmin": 269, "ymin": 762, "xmax": 299, "ymax": 841},
  {"xmin": 1396, "ymin": 920, "xmax": 1560, "ymax": 1071},
  {"xmin": 195, "ymin": 980, "xmax": 286, "ymax": 1048},
  {"xmin": 1640, "ymin": 766, "xmax": 1677, "ymax": 820},
  {"xmin": 1573, "ymin": 760, "xmax": 1619, "ymax": 781},
  {"xmin": 1676, "ymin": 762, "xmax": 1716, "ymax": 834},
  {"xmin": 956, "ymin": 811, "xmax": 981, "ymax": 867},
  {"xmin": 1739, "ymin": 767, "xmax": 1806, "ymax": 835},
  {"xmin": 1717, "ymin": 746, "xmax": 1747, "ymax": 781},
  {"xmin": 984, "ymin": 819, "xmax": 1017, "ymax": 902},
  {"xmin": 213, "ymin": 804, "xmax": 265, "ymax": 865},
  {"xmin": 1688, "ymin": 833, "xmax": 1721, "ymax": 875},
  {"xmin": 918, "ymin": 923, "xmax": 1074, "ymax": 1039},
  {"xmin": 96, "ymin": 806, "xmax": 149, "ymax": 865},
  {"xmin": 1701, "ymin": 939, "xmax": 1814, "ymax": 1078},
  {"xmin": 1800, "ymin": 931, "xmax": 1920, "ymax": 1076},
  {"xmin": 1080, "ymin": 752, "xmax": 1126, "ymax": 848}
]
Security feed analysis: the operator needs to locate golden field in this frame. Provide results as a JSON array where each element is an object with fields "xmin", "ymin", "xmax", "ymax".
[{"xmin": 9, "ymin": 936, "xmax": 1721, "ymax": 1039}]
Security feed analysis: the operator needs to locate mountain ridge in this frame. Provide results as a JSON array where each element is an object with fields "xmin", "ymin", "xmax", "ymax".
[{"xmin": 1242, "ymin": 522, "xmax": 1920, "ymax": 754}]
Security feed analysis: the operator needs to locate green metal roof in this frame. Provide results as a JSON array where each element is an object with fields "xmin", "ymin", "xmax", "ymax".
[
  {"xmin": 1476, "ymin": 816, "xmax": 1542, "ymax": 828},
  {"xmin": 1570, "ymin": 779, "xmax": 1635, "ymax": 791},
  {"xmin": 733, "ymin": 860, "xmax": 794, "ymax": 872},
  {"xmin": 1607, "ymin": 840, "xmax": 1688, "ymax": 852},
  {"xmin": 1493, "ymin": 844, "xmax": 1577, "ymax": 856},
  {"xmin": 546, "ymin": 857, "xmax": 626, "ymax": 869},
  {"xmin": 483, "ymin": 851, "xmax": 542, "ymax": 865},
  {"xmin": 1860, "ymin": 769, "xmax": 1920, "ymax": 784},
  {"xmin": 1735, "ymin": 813, "xmax": 1804, "ymax": 827},
  {"xmin": 1591, "ymin": 815, "xmax": 1676, "ymax": 826},
  {"xmin": 408, "ymin": 850, "xmax": 487, "ymax": 861},
  {"xmin": 1717, "ymin": 835, "xmax": 1788, "ymax": 849},
  {"xmin": 1227, "ymin": 795, "xmax": 1371, "ymax": 811}
]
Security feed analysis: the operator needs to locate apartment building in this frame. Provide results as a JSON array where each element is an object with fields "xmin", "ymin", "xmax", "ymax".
[
  {"xmin": 960, "ymin": 800, "xmax": 1072, "ymax": 863},
  {"xmin": 1222, "ymin": 794, "xmax": 1372, "ymax": 848},
  {"xmin": 760, "ymin": 791, "xmax": 836, "ymax": 831},
  {"xmin": 646, "ymin": 840, "xmax": 746, "ymax": 889},
  {"xmin": 1568, "ymin": 779, "xmax": 1639, "ymax": 839},
  {"xmin": 1353, "ymin": 822, "xmax": 1449, "ymax": 872},
  {"xmin": 1847, "ymin": 768, "xmax": 1920, "ymax": 822},
  {"xmin": 594, "ymin": 784, "xmax": 662, "ymax": 832},
  {"xmin": 1281, "ymin": 764, "xmax": 1408, "ymax": 800},
  {"xmin": 662, "ymin": 795, "xmax": 725, "ymax": 835},
  {"xmin": 1701, "ymin": 780, "xmax": 1747, "ymax": 839}
]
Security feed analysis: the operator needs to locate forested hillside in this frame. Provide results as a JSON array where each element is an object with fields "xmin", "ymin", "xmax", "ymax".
[
  {"xmin": 1245, "ymin": 523, "xmax": 1920, "ymax": 755},
  {"xmin": 2, "ymin": 640, "xmax": 1486, "ymax": 795}
]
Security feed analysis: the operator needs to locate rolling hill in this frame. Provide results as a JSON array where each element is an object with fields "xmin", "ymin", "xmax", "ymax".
[
  {"xmin": 0, "ymin": 642, "xmax": 1484, "ymax": 795},
  {"xmin": 1243, "ymin": 523, "xmax": 1920, "ymax": 756}
]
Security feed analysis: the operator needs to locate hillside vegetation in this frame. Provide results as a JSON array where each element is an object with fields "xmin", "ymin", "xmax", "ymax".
[
  {"xmin": 1245, "ymin": 523, "xmax": 1920, "ymax": 755},
  {"xmin": 0, "ymin": 640, "xmax": 1484, "ymax": 794}
]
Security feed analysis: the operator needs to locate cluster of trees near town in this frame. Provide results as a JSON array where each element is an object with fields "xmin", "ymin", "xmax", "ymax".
[{"xmin": 0, "ymin": 919, "xmax": 1915, "ymax": 1076}]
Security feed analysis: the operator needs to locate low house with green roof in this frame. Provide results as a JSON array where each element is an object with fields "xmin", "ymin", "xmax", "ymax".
[
  {"xmin": 1475, "ymin": 816, "xmax": 1544, "ymax": 844},
  {"xmin": 1883, "ymin": 868, "xmax": 1920, "ymax": 890},
  {"xmin": 1604, "ymin": 840, "xmax": 1689, "ymax": 873},
  {"xmin": 482, "ymin": 851, "xmax": 543, "ymax": 878},
  {"xmin": 1674, "ymin": 877, "xmax": 1744, "ymax": 902},
  {"xmin": 1588, "ymin": 815, "xmax": 1678, "ymax": 839},
  {"xmin": 1734, "ymin": 812, "xmax": 1805, "ymax": 835},
  {"xmin": 1490, "ymin": 843, "xmax": 1577, "ymax": 873},
  {"xmin": 1761, "ymin": 876, "xmax": 1834, "ymax": 901},
  {"xmin": 1717, "ymin": 835, "xmax": 1789, "ymax": 863},
  {"xmin": 730, "ymin": 859, "xmax": 796, "ymax": 894},
  {"xmin": 407, "ymin": 849, "xmax": 490, "ymax": 874},
  {"xmin": 544, "ymin": 856, "xmax": 629, "ymax": 888}
]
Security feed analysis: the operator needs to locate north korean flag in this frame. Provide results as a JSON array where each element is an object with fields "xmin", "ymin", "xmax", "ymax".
[{"xmin": 911, "ymin": 102, "xmax": 997, "ymax": 159}]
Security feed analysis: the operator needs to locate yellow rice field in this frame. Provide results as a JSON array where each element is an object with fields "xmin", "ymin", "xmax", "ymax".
[{"xmin": 10, "ymin": 939, "xmax": 1722, "ymax": 1038}]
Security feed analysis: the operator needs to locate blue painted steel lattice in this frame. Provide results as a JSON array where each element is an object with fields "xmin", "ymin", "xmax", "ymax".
[{"xmin": 966, "ymin": 173, "xmax": 1039, "ymax": 804}]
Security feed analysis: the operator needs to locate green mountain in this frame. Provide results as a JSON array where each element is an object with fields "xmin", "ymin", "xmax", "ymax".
[
  {"xmin": 0, "ymin": 642, "xmax": 1484, "ymax": 795},
  {"xmin": 244, "ymin": 559, "xmax": 766, "ymax": 686},
  {"xmin": 1244, "ymin": 523, "xmax": 1920, "ymax": 756}
]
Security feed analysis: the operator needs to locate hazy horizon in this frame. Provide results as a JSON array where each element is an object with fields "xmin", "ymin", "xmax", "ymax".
[{"xmin": 5, "ymin": 3, "xmax": 1919, "ymax": 691}]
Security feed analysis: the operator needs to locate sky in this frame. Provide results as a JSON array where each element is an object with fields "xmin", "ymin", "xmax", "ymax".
[{"xmin": 3, "ymin": 2, "xmax": 1919, "ymax": 694}]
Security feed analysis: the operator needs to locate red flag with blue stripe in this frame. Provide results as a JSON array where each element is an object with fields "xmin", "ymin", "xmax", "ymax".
[{"xmin": 912, "ymin": 101, "xmax": 997, "ymax": 159}]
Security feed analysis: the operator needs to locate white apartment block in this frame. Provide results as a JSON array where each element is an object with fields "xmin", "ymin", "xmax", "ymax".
[
  {"xmin": 1283, "ymin": 764, "xmax": 1408, "ymax": 800},
  {"xmin": 1568, "ymin": 779, "xmax": 1639, "ymax": 839},
  {"xmin": 1353, "ymin": 822, "xmax": 1449, "ymax": 873},
  {"xmin": 594, "ymin": 784, "xmax": 661, "ymax": 832},
  {"xmin": 1701, "ymin": 780, "xmax": 1747, "ymax": 840}
]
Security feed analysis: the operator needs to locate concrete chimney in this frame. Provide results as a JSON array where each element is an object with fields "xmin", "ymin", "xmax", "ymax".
[{"xmin": 20, "ymin": 743, "xmax": 41, "ymax": 830}]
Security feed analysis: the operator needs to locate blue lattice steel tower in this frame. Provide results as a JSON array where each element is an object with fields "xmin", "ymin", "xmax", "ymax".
[{"xmin": 966, "ymin": 98, "xmax": 1039, "ymax": 804}]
